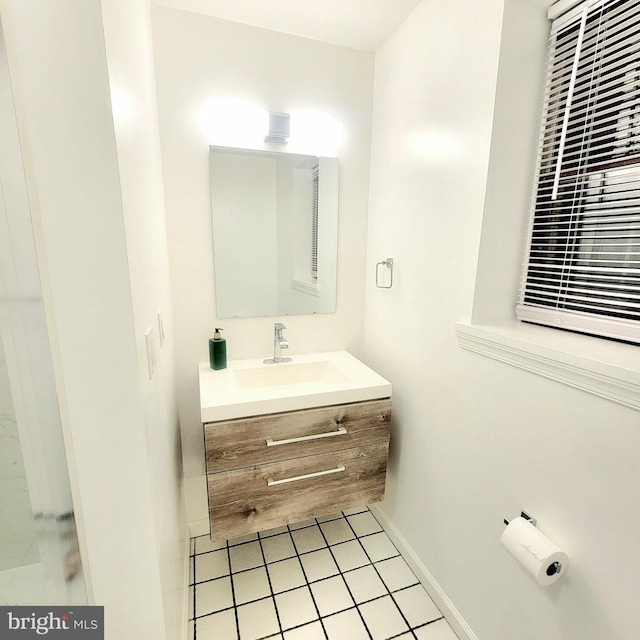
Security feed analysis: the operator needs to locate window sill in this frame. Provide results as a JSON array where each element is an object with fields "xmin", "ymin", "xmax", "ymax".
[
  {"xmin": 291, "ymin": 278, "xmax": 319, "ymax": 297},
  {"xmin": 455, "ymin": 321, "xmax": 639, "ymax": 411}
]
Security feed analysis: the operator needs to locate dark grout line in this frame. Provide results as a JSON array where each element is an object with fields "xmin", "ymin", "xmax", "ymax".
[
  {"xmin": 336, "ymin": 509, "xmax": 387, "ymax": 640},
  {"xmin": 225, "ymin": 539, "xmax": 241, "ymax": 640},
  {"xmin": 285, "ymin": 518, "xmax": 329, "ymax": 640},
  {"xmin": 191, "ymin": 553, "xmax": 197, "ymax": 640},
  {"xmin": 256, "ymin": 529, "xmax": 284, "ymax": 638},
  {"xmin": 386, "ymin": 630, "xmax": 416, "ymax": 640},
  {"xmin": 195, "ymin": 603, "xmax": 235, "ymax": 619},
  {"xmin": 342, "ymin": 508, "xmax": 418, "ymax": 639},
  {"xmin": 412, "ymin": 615, "xmax": 446, "ymax": 630}
]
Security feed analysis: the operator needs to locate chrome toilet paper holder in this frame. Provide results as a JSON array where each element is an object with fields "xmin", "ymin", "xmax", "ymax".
[
  {"xmin": 503, "ymin": 510, "xmax": 537, "ymax": 527},
  {"xmin": 503, "ymin": 510, "xmax": 563, "ymax": 577}
]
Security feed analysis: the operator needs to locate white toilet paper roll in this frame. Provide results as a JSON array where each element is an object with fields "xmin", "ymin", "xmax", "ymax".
[{"xmin": 500, "ymin": 517, "xmax": 568, "ymax": 586}]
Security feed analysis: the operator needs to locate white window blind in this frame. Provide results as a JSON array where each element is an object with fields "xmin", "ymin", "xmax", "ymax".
[
  {"xmin": 517, "ymin": 0, "xmax": 640, "ymax": 344},
  {"xmin": 311, "ymin": 164, "xmax": 319, "ymax": 280}
]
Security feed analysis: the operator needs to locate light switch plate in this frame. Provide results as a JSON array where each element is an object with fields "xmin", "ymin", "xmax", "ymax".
[{"xmin": 157, "ymin": 310, "xmax": 165, "ymax": 347}]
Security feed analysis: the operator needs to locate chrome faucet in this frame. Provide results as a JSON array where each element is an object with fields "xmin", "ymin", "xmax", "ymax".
[{"xmin": 264, "ymin": 323, "xmax": 292, "ymax": 364}]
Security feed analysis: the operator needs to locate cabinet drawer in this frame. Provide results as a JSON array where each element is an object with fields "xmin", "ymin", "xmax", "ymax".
[
  {"xmin": 205, "ymin": 399, "xmax": 391, "ymax": 473},
  {"xmin": 208, "ymin": 443, "xmax": 388, "ymax": 540}
]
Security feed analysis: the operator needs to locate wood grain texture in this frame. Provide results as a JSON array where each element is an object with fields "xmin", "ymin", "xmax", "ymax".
[
  {"xmin": 204, "ymin": 398, "xmax": 391, "ymax": 472},
  {"xmin": 208, "ymin": 443, "xmax": 389, "ymax": 540}
]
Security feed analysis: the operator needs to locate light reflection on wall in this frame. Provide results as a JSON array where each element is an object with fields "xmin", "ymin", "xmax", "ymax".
[
  {"xmin": 110, "ymin": 87, "xmax": 135, "ymax": 122},
  {"xmin": 199, "ymin": 97, "xmax": 268, "ymax": 148},
  {"xmin": 289, "ymin": 109, "xmax": 343, "ymax": 155}
]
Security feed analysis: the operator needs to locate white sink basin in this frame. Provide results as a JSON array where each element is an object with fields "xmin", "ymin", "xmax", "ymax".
[
  {"xmin": 199, "ymin": 350, "xmax": 391, "ymax": 422},
  {"xmin": 233, "ymin": 360, "xmax": 349, "ymax": 390}
]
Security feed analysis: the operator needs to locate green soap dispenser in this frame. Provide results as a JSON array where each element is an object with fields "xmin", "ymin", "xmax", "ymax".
[{"xmin": 209, "ymin": 328, "xmax": 227, "ymax": 370}]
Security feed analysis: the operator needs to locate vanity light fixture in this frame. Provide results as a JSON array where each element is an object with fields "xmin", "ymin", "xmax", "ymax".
[{"xmin": 264, "ymin": 111, "xmax": 290, "ymax": 144}]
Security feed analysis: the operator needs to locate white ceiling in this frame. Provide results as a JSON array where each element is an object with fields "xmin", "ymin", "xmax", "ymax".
[{"xmin": 151, "ymin": 0, "xmax": 424, "ymax": 51}]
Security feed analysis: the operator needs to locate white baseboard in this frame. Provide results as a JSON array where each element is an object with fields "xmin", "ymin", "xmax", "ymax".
[
  {"xmin": 184, "ymin": 474, "xmax": 210, "ymax": 538},
  {"xmin": 370, "ymin": 504, "xmax": 479, "ymax": 640},
  {"xmin": 190, "ymin": 519, "xmax": 210, "ymax": 538}
]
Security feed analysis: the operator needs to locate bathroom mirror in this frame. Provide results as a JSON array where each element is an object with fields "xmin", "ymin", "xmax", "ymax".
[{"xmin": 210, "ymin": 146, "xmax": 339, "ymax": 318}]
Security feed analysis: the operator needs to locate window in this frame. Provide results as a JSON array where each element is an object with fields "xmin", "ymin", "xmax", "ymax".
[{"xmin": 517, "ymin": 0, "xmax": 640, "ymax": 344}]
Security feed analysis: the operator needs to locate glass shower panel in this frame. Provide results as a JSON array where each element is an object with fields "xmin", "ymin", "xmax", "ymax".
[
  {"xmin": 0, "ymin": 338, "xmax": 40, "ymax": 571},
  {"xmin": 0, "ymin": 20, "xmax": 87, "ymax": 606}
]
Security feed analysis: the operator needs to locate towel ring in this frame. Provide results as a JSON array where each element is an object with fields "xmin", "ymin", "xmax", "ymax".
[{"xmin": 376, "ymin": 258, "xmax": 394, "ymax": 289}]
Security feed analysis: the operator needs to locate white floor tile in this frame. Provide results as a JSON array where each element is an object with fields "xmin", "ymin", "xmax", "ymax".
[
  {"xmin": 275, "ymin": 585, "xmax": 318, "ymax": 630},
  {"xmin": 283, "ymin": 620, "xmax": 325, "ymax": 640},
  {"xmin": 237, "ymin": 598, "xmax": 280, "ymax": 640},
  {"xmin": 288, "ymin": 518, "xmax": 317, "ymax": 530},
  {"xmin": 315, "ymin": 513, "xmax": 342, "ymax": 523},
  {"xmin": 267, "ymin": 558, "xmax": 306, "ymax": 594},
  {"xmin": 196, "ymin": 549, "xmax": 229, "ymax": 582},
  {"xmin": 229, "ymin": 541, "xmax": 264, "ymax": 573},
  {"xmin": 330, "ymin": 540, "xmax": 370, "ymax": 572},
  {"xmin": 261, "ymin": 525, "xmax": 289, "ymax": 538},
  {"xmin": 261, "ymin": 533, "xmax": 296, "ymax": 564},
  {"xmin": 229, "ymin": 532, "xmax": 259, "ymax": 546},
  {"xmin": 343, "ymin": 565, "xmax": 387, "ymax": 604},
  {"xmin": 197, "ymin": 609, "xmax": 236, "ymax": 638},
  {"xmin": 310, "ymin": 575, "xmax": 353, "ymax": 616},
  {"xmin": 188, "ymin": 585, "xmax": 194, "ymax": 619},
  {"xmin": 347, "ymin": 511, "xmax": 383, "ymax": 537},
  {"xmin": 414, "ymin": 619, "xmax": 460, "ymax": 640},
  {"xmin": 188, "ymin": 620, "xmax": 195, "ymax": 640},
  {"xmin": 195, "ymin": 576, "xmax": 233, "ymax": 617},
  {"xmin": 393, "ymin": 584, "xmax": 442, "ymax": 627},
  {"xmin": 374, "ymin": 556, "xmax": 419, "ymax": 592},
  {"xmin": 233, "ymin": 566, "xmax": 271, "ymax": 605},
  {"xmin": 359, "ymin": 594, "xmax": 409, "ymax": 640},
  {"xmin": 359, "ymin": 531, "xmax": 399, "ymax": 562},
  {"xmin": 319, "ymin": 518, "xmax": 355, "ymax": 545},
  {"xmin": 323, "ymin": 608, "xmax": 370, "ymax": 640},
  {"xmin": 194, "ymin": 535, "xmax": 226, "ymax": 555},
  {"xmin": 299, "ymin": 548, "xmax": 339, "ymax": 582},
  {"xmin": 341, "ymin": 505, "xmax": 369, "ymax": 516},
  {"xmin": 291, "ymin": 525, "xmax": 326, "ymax": 554}
]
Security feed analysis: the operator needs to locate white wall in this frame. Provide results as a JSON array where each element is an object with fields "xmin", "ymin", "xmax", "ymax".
[
  {"xmin": 99, "ymin": 1, "xmax": 187, "ymax": 637},
  {"xmin": 364, "ymin": 1, "xmax": 640, "ymax": 640},
  {"xmin": 151, "ymin": 7, "xmax": 375, "ymax": 478},
  {"xmin": 472, "ymin": 0, "xmax": 549, "ymax": 325},
  {"xmin": 1, "ymin": 0, "xmax": 185, "ymax": 637}
]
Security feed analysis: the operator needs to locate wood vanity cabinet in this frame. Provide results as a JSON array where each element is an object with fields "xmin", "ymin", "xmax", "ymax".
[{"xmin": 204, "ymin": 398, "xmax": 391, "ymax": 540}]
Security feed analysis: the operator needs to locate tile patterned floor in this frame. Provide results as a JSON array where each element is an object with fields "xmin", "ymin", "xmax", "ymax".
[{"xmin": 189, "ymin": 506, "xmax": 459, "ymax": 640}]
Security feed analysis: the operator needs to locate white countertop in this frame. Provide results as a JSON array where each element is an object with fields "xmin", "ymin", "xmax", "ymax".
[{"xmin": 199, "ymin": 350, "xmax": 392, "ymax": 422}]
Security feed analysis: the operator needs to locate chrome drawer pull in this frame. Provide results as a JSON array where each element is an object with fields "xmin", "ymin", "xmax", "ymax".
[
  {"xmin": 266, "ymin": 426, "xmax": 347, "ymax": 447},
  {"xmin": 267, "ymin": 465, "xmax": 346, "ymax": 487}
]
